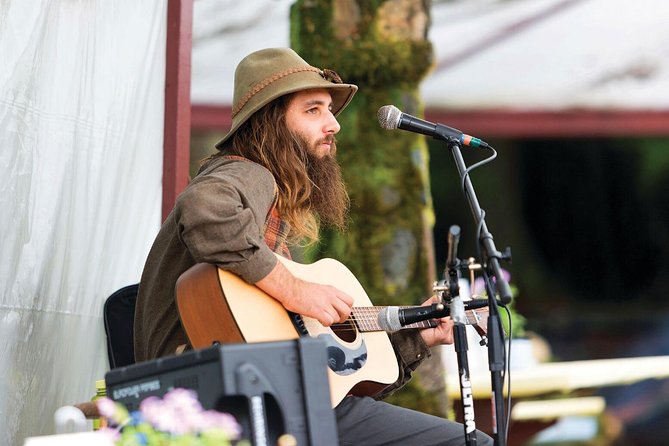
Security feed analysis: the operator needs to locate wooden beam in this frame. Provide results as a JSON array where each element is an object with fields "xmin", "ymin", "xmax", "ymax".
[{"xmin": 163, "ymin": 0, "xmax": 193, "ymax": 221}]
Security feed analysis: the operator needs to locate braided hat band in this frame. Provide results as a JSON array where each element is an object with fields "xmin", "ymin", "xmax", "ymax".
[{"xmin": 232, "ymin": 67, "xmax": 322, "ymax": 118}]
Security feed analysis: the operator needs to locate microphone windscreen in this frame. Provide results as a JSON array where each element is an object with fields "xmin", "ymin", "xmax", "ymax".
[
  {"xmin": 377, "ymin": 105, "xmax": 401, "ymax": 130},
  {"xmin": 377, "ymin": 306, "xmax": 402, "ymax": 332}
]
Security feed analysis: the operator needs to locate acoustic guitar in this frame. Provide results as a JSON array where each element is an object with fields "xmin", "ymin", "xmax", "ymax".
[{"xmin": 176, "ymin": 255, "xmax": 489, "ymax": 407}]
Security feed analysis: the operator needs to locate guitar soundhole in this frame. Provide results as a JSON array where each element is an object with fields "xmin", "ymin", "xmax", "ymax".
[{"xmin": 332, "ymin": 319, "xmax": 357, "ymax": 343}]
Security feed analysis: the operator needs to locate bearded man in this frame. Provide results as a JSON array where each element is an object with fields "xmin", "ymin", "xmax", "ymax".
[{"xmin": 133, "ymin": 47, "xmax": 493, "ymax": 445}]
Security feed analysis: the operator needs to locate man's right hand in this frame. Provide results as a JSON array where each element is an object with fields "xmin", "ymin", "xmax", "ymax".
[{"xmin": 255, "ymin": 259, "xmax": 353, "ymax": 326}]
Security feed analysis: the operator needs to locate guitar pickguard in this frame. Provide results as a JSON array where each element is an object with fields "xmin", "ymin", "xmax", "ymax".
[
  {"xmin": 321, "ymin": 334, "xmax": 368, "ymax": 376},
  {"xmin": 290, "ymin": 312, "xmax": 368, "ymax": 376}
]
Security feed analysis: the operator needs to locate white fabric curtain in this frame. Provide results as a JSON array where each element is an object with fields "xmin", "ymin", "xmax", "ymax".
[{"xmin": 0, "ymin": 1, "xmax": 166, "ymax": 443}]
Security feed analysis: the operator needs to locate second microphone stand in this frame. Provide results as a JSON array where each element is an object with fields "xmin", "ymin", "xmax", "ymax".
[
  {"xmin": 445, "ymin": 139, "xmax": 512, "ymax": 446},
  {"xmin": 440, "ymin": 224, "xmax": 478, "ymax": 445}
]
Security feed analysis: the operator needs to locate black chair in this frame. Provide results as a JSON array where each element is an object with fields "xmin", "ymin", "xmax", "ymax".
[{"xmin": 103, "ymin": 284, "xmax": 139, "ymax": 369}]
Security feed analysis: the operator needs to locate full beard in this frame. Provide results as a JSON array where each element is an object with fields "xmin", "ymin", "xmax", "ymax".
[{"xmin": 303, "ymin": 137, "xmax": 350, "ymax": 231}]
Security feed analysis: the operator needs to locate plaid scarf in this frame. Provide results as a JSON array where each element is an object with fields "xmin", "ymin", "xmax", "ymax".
[{"xmin": 263, "ymin": 201, "xmax": 292, "ymax": 259}]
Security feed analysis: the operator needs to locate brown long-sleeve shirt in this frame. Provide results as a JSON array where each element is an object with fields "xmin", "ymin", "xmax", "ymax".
[{"xmin": 133, "ymin": 156, "xmax": 430, "ymax": 398}]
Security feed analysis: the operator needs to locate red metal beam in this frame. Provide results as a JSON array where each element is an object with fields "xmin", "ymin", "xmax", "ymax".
[
  {"xmin": 191, "ymin": 104, "xmax": 669, "ymax": 138},
  {"xmin": 191, "ymin": 104, "xmax": 232, "ymax": 131},
  {"xmin": 163, "ymin": 0, "xmax": 193, "ymax": 221},
  {"xmin": 425, "ymin": 109, "xmax": 669, "ymax": 139}
]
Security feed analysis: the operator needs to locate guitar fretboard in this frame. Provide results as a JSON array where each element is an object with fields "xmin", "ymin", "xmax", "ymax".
[
  {"xmin": 349, "ymin": 306, "xmax": 488, "ymax": 335},
  {"xmin": 351, "ymin": 306, "xmax": 437, "ymax": 332},
  {"xmin": 349, "ymin": 306, "xmax": 487, "ymax": 333}
]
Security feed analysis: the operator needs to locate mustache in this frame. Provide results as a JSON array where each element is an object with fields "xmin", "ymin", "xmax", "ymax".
[{"xmin": 317, "ymin": 135, "xmax": 336, "ymax": 145}]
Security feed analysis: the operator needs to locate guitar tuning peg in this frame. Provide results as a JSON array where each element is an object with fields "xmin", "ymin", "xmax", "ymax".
[
  {"xmin": 467, "ymin": 259, "xmax": 482, "ymax": 271},
  {"xmin": 432, "ymin": 279, "xmax": 448, "ymax": 292}
]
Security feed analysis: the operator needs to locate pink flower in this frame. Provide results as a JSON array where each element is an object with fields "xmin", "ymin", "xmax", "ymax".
[
  {"xmin": 96, "ymin": 397, "xmax": 117, "ymax": 418},
  {"xmin": 198, "ymin": 410, "xmax": 242, "ymax": 439},
  {"xmin": 140, "ymin": 396, "xmax": 188, "ymax": 434},
  {"xmin": 472, "ymin": 269, "xmax": 511, "ymax": 296},
  {"xmin": 106, "ymin": 388, "xmax": 242, "ymax": 439}
]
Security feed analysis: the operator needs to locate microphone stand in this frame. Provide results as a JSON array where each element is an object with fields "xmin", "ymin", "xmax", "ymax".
[
  {"xmin": 446, "ymin": 140, "xmax": 512, "ymax": 446},
  {"xmin": 440, "ymin": 225, "xmax": 478, "ymax": 445}
]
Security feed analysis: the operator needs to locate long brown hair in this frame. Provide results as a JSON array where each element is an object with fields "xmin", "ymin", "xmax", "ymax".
[{"xmin": 214, "ymin": 95, "xmax": 320, "ymax": 243}]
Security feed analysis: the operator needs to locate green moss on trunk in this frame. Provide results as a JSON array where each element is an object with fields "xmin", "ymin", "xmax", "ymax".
[{"xmin": 292, "ymin": 0, "xmax": 447, "ymax": 417}]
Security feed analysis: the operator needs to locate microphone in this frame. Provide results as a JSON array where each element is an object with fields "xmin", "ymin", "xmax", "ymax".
[
  {"xmin": 377, "ymin": 300, "xmax": 491, "ymax": 332},
  {"xmin": 378, "ymin": 303, "xmax": 447, "ymax": 333},
  {"xmin": 446, "ymin": 225, "xmax": 461, "ymax": 270},
  {"xmin": 377, "ymin": 105, "xmax": 490, "ymax": 149}
]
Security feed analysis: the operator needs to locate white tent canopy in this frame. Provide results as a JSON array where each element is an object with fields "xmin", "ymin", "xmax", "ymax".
[
  {"xmin": 192, "ymin": 0, "xmax": 669, "ymax": 112},
  {"xmin": 425, "ymin": 0, "xmax": 669, "ymax": 111}
]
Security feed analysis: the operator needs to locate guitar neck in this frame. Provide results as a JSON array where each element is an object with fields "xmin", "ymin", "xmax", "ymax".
[
  {"xmin": 351, "ymin": 306, "xmax": 436, "ymax": 332},
  {"xmin": 350, "ymin": 306, "xmax": 486, "ymax": 333}
]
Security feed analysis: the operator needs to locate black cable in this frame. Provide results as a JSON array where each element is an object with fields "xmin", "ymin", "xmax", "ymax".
[
  {"xmin": 457, "ymin": 142, "xmax": 511, "ymax": 444},
  {"xmin": 460, "ymin": 146, "xmax": 498, "ymax": 195},
  {"xmin": 502, "ymin": 304, "xmax": 513, "ymax": 442}
]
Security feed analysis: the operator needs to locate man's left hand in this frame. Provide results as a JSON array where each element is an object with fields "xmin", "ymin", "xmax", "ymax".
[{"xmin": 418, "ymin": 295, "xmax": 455, "ymax": 347}]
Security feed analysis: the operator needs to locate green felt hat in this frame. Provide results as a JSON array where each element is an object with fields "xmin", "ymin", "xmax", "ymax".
[{"xmin": 215, "ymin": 47, "xmax": 357, "ymax": 149}]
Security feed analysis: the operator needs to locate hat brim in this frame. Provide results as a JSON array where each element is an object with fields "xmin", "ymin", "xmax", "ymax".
[{"xmin": 215, "ymin": 71, "xmax": 357, "ymax": 149}]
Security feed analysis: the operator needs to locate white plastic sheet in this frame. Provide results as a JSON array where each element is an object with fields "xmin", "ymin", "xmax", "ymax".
[{"xmin": 0, "ymin": 1, "xmax": 166, "ymax": 443}]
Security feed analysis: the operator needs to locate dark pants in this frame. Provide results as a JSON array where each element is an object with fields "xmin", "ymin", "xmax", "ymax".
[{"xmin": 335, "ymin": 396, "xmax": 494, "ymax": 446}]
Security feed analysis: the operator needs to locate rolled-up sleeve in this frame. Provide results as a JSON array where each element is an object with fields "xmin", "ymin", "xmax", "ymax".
[
  {"xmin": 173, "ymin": 161, "xmax": 279, "ymax": 283},
  {"xmin": 374, "ymin": 330, "xmax": 432, "ymax": 399}
]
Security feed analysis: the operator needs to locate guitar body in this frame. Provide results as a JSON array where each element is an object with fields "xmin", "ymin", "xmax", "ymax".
[{"xmin": 176, "ymin": 256, "xmax": 400, "ymax": 407}]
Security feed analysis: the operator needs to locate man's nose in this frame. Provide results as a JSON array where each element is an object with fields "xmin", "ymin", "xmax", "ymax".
[{"xmin": 324, "ymin": 112, "xmax": 340, "ymax": 134}]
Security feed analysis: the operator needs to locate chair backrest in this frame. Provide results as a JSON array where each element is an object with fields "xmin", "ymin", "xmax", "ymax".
[{"xmin": 103, "ymin": 284, "xmax": 139, "ymax": 369}]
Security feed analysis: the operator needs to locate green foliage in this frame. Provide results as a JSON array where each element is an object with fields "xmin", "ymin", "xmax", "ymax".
[
  {"xmin": 501, "ymin": 285, "xmax": 527, "ymax": 338},
  {"xmin": 630, "ymin": 138, "xmax": 669, "ymax": 191},
  {"xmin": 475, "ymin": 282, "xmax": 526, "ymax": 339}
]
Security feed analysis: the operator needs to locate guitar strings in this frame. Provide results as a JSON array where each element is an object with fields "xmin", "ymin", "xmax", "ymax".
[
  {"xmin": 308, "ymin": 314, "xmax": 444, "ymax": 333},
  {"xmin": 309, "ymin": 309, "xmax": 485, "ymax": 333}
]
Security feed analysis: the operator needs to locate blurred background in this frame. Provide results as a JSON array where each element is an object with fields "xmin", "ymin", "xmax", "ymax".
[
  {"xmin": 189, "ymin": 0, "xmax": 669, "ymax": 443},
  {"xmin": 3, "ymin": 0, "xmax": 669, "ymax": 444}
]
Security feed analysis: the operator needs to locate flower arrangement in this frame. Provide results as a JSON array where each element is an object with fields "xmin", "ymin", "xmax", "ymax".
[{"xmin": 95, "ymin": 388, "xmax": 248, "ymax": 446}]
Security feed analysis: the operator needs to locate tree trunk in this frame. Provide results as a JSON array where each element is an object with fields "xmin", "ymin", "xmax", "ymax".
[{"xmin": 291, "ymin": 0, "xmax": 448, "ymax": 417}]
